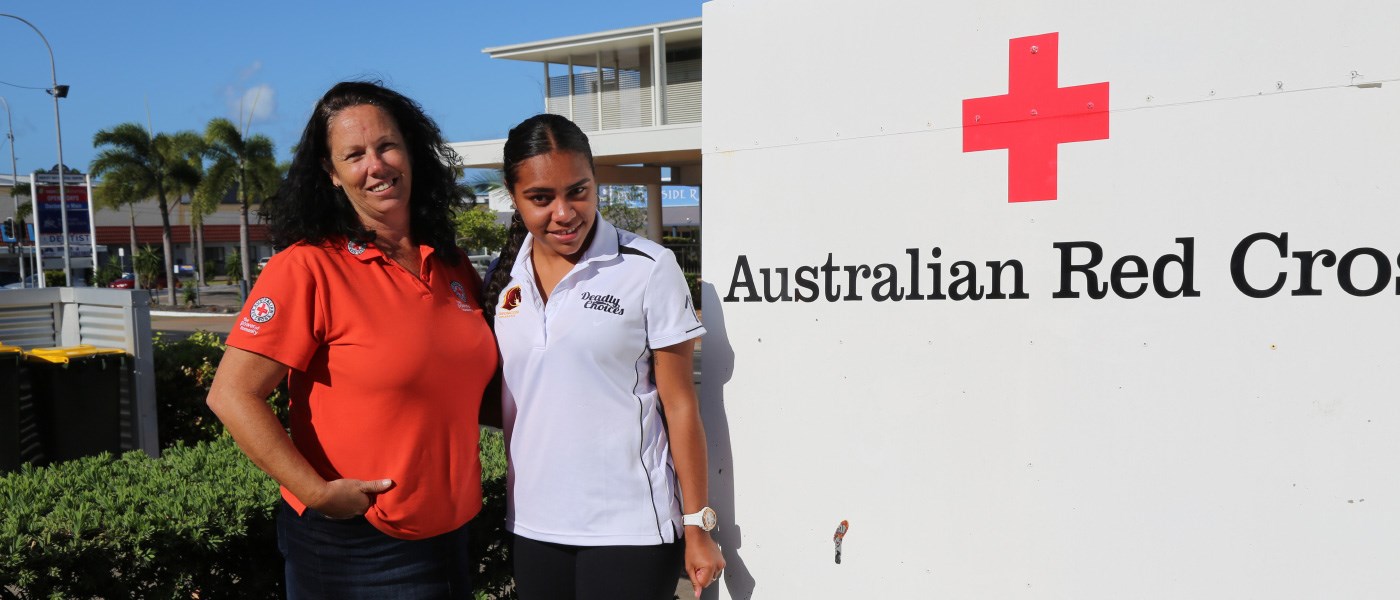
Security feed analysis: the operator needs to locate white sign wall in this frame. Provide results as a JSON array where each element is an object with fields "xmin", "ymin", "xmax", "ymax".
[{"xmin": 699, "ymin": 1, "xmax": 1400, "ymax": 598}]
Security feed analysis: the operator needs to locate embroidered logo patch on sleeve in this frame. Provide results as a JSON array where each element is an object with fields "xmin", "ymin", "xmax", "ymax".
[
  {"xmin": 450, "ymin": 281, "xmax": 474, "ymax": 312},
  {"xmin": 250, "ymin": 297, "xmax": 277, "ymax": 323}
]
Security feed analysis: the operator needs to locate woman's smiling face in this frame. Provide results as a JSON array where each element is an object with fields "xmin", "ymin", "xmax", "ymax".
[
  {"xmin": 323, "ymin": 104, "xmax": 413, "ymax": 225},
  {"xmin": 510, "ymin": 149, "xmax": 597, "ymax": 262}
]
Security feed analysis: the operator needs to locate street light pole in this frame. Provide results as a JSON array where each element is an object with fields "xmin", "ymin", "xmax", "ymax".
[
  {"xmin": 0, "ymin": 96, "xmax": 23, "ymax": 284},
  {"xmin": 0, "ymin": 13, "xmax": 71, "ymax": 286}
]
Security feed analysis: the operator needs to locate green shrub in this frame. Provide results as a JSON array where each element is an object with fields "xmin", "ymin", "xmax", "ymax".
[
  {"xmin": 152, "ymin": 331, "xmax": 287, "ymax": 450},
  {"xmin": 471, "ymin": 429, "xmax": 514, "ymax": 599},
  {"xmin": 151, "ymin": 331, "xmax": 228, "ymax": 449},
  {"xmin": 0, "ymin": 437, "xmax": 283, "ymax": 599},
  {"xmin": 0, "ymin": 331, "xmax": 511, "ymax": 598},
  {"xmin": 134, "ymin": 246, "xmax": 162, "ymax": 290},
  {"xmin": 0, "ymin": 432, "xmax": 515, "ymax": 600},
  {"xmin": 225, "ymin": 250, "xmax": 242, "ymax": 286},
  {"xmin": 93, "ymin": 256, "xmax": 123, "ymax": 288}
]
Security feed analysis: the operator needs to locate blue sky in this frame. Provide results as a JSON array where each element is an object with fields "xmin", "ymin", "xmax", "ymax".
[{"xmin": 0, "ymin": 1, "xmax": 702, "ymax": 177}]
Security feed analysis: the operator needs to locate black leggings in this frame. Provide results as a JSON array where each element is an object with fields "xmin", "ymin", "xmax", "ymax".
[{"xmin": 512, "ymin": 534, "xmax": 683, "ymax": 600}]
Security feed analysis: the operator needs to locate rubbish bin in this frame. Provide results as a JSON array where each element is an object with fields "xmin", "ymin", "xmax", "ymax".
[
  {"xmin": 0, "ymin": 343, "xmax": 41, "ymax": 472},
  {"xmin": 27, "ymin": 345, "xmax": 129, "ymax": 463}
]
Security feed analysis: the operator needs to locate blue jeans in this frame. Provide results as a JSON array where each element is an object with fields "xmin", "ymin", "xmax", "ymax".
[{"xmin": 277, "ymin": 500, "xmax": 473, "ymax": 599}]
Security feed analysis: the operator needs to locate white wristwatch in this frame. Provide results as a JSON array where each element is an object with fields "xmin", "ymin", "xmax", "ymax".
[{"xmin": 682, "ymin": 506, "xmax": 718, "ymax": 531}]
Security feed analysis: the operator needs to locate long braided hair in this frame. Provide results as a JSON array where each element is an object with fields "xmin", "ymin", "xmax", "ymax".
[{"xmin": 482, "ymin": 114, "xmax": 595, "ymax": 323}]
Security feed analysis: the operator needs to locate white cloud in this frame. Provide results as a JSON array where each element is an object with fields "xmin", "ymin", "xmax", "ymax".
[
  {"xmin": 240, "ymin": 84, "xmax": 276, "ymax": 123},
  {"xmin": 221, "ymin": 61, "xmax": 276, "ymax": 127},
  {"xmin": 225, "ymin": 82, "xmax": 276, "ymax": 125}
]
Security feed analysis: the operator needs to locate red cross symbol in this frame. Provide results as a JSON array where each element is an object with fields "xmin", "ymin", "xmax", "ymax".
[{"xmin": 963, "ymin": 32, "xmax": 1110, "ymax": 203}]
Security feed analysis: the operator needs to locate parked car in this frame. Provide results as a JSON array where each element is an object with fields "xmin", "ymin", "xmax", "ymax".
[
  {"xmin": 2, "ymin": 274, "xmax": 41, "ymax": 289},
  {"xmin": 469, "ymin": 254, "xmax": 497, "ymax": 278},
  {"xmin": 108, "ymin": 273, "xmax": 179, "ymax": 290}
]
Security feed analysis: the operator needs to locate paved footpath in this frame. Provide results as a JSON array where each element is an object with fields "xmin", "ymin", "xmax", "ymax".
[{"xmin": 148, "ymin": 284, "xmax": 242, "ymax": 341}]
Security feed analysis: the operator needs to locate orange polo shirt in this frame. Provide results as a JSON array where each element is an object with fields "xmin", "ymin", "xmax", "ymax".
[{"xmin": 227, "ymin": 238, "xmax": 496, "ymax": 540}]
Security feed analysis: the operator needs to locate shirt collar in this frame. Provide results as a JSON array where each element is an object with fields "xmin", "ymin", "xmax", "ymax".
[
  {"xmin": 338, "ymin": 236, "xmax": 437, "ymax": 270},
  {"xmin": 579, "ymin": 216, "xmax": 619, "ymax": 264}
]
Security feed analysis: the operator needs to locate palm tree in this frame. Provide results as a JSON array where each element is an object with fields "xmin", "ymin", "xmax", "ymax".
[
  {"xmin": 93, "ymin": 168, "xmax": 146, "ymax": 288},
  {"xmin": 90, "ymin": 123, "xmax": 198, "ymax": 305},
  {"xmin": 465, "ymin": 168, "xmax": 502, "ymax": 204},
  {"xmin": 168, "ymin": 131, "xmax": 210, "ymax": 285},
  {"xmin": 200, "ymin": 118, "xmax": 277, "ymax": 285}
]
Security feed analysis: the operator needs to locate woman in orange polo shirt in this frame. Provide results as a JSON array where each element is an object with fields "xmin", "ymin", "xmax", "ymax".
[{"xmin": 207, "ymin": 81, "xmax": 495, "ymax": 598}]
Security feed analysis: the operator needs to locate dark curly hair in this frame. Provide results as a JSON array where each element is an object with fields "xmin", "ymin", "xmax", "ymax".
[
  {"xmin": 263, "ymin": 80, "xmax": 463, "ymax": 265},
  {"xmin": 482, "ymin": 114, "xmax": 595, "ymax": 323}
]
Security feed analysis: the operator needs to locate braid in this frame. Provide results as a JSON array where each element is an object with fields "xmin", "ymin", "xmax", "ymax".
[
  {"xmin": 480, "ymin": 114, "xmax": 596, "ymax": 426},
  {"xmin": 483, "ymin": 211, "xmax": 529, "ymax": 325}
]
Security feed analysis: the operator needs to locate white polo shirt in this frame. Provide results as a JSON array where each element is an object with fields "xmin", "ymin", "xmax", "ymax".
[{"xmin": 495, "ymin": 218, "xmax": 704, "ymax": 546}]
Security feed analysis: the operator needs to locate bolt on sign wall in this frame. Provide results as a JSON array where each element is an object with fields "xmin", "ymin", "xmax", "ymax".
[{"xmin": 698, "ymin": 0, "xmax": 1399, "ymax": 597}]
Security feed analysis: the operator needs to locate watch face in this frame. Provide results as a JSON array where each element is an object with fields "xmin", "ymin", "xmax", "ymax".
[{"xmin": 702, "ymin": 507, "xmax": 718, "ymax": 531}]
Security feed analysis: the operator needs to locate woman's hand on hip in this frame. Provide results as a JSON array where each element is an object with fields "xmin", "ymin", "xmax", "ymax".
[
  {"xmin": 686, "ymin": 528, "xmax": 726, "ymax": 598},
  {"xmin": 309, "ymin": 478, "xmax": 395, "ymax": 519}
]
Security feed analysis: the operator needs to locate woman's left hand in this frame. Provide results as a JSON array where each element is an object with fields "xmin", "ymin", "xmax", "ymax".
[{"xmin": 686, "ymin": 528, "xmax": 726, "ymax": 598}]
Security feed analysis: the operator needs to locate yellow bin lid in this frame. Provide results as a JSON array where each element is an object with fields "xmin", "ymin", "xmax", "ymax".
[
  {"xmin": 0, "ymin": 343, "xmax": 23, "ymax": 356},
  {"xmin": 27, "ymin": 345, "xmax": 127, "ymax": 364}
]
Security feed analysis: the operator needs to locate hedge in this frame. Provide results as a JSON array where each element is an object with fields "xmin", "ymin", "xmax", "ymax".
[
  {"xmin": 1, "ymin": 331, "xmax": 515, "ymax": 599},
  {"xmin": 1, "ymin": 432, "xmax": 514, "ymax": 600},
  {"xmin": 152, "ymin": 331, "xmax": 286, "ymax": 451},
  {"xmin": 471, "ymin": 429, "xmax": 514, "ymax": 599},
  {"xmin": 0, "ymin": 438, "xmax": 283, "ymax": 599}
]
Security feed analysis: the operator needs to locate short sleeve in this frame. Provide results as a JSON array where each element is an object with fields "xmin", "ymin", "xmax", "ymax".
[
  {"xmin": 225, "ymin": 251, "xmax": 326, "ymax": 371},
  {"xmin": 644, "ymin": 249, "xmax": 705, "ymax": 349}
]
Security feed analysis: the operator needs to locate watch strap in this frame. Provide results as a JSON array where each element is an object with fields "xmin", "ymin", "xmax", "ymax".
[{"xmin": 682, "ymin": 506, "xmax": 717, "ymax": 531}]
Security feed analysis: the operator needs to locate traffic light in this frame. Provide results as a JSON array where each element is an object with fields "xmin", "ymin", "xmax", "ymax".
[{"xmin": 1, "ymin": 219, "xmax": 15, "ymax": 244}]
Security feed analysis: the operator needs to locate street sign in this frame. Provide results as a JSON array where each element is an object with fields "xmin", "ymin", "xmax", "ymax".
[
  {"xmin": 34, "ymin": 184, "xmax": 91, "ymax": 257},
  {"xmin": 662, "ymin": 185, "xmax": 700, "ymax": 206},
  {"xmin": 32, "ymin": 172, "xmax": 87, "ymax": 186}
]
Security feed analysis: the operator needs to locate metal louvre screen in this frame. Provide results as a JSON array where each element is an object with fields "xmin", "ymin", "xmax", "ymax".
[
  {"xmin": 0, "ymin": 303, "xmax": 58, "ymax": 350},
  {"xmin": 665, "ymin": 58, "xmax": 702, "ymax": 124},
  {"xmin": 569, "ymin": 71, "xmax": 600, "ymax": 132},
  {"xmin": 545, "ymin": 78, "xmax": 570, "ymax": 121},
  {"xmin": 548, "ymin": 48, "xmax": 655, "ymax": 132},
  {"xmin": 546, "ymin": 72, "xmax": 601, "ymax": 131},
  {"xmin": 600, "ymin": 66, "xmax": 654, "ymax": 130},
  {"xmin": 75, "ymin": 304, "xmax": 128, "ymax": 349}
]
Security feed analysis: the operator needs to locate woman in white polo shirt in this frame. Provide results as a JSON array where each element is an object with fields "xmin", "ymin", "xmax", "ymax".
[{"xmin": 483, "ymin": 114, "xmax": 724, "ymax": 599}]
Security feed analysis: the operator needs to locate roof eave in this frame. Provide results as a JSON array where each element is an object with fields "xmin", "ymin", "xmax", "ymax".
[{"xmin": 482, "ymin": 16, "xmax": 701, "ymax": 62}]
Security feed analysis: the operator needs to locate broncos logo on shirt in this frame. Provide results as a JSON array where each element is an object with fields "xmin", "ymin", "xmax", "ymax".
[{"xmin": 501, "ymin": 285, "xmax": 523, "ymax": 312}]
